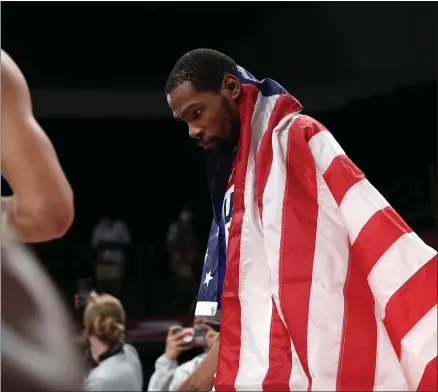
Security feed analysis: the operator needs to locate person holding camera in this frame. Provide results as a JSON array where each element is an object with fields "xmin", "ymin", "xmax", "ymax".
[
  {"xmin": 148, "ymin": 318, "xmax": 219, "ymax": 391},
  {"xmin": 83, "ymin": 292, "xmax": 143, "ymax": 391}
]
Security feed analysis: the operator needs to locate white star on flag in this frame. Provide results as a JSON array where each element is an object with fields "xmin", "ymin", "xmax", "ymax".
[{"xmin": 203, "ymin": 270, "xmax": 213, "ymax": 287}]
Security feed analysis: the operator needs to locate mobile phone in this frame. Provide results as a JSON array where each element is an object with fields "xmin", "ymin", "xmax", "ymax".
[
  {"xmin": 173, "ymin": 327, "xmax": 193, "ymax": 343},
  {"xmin": 173, "ymin": 327, "xmax": 207, "ymax": 346},
  {"xmin": 193, "ymin": 327, "xmax": 206, "ymax": 346}
]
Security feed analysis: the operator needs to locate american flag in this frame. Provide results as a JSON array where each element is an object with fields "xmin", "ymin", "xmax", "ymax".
[
  {"xmin": 196, "ymin": 67, "xmax": 290, "ymax": 321},
  {"xmin": 196, "ymin": 67, "xmax": 437, "ymax": 391}
]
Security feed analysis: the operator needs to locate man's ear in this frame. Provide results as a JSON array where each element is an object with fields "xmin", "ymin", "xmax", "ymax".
[{"xmin": 221, "ymin": 75, "xmax": 241, "ymax": 100}]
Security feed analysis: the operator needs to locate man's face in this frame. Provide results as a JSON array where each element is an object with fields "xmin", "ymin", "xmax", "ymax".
[{"xmin": 167, "ymin": 77, "xmax": 241, "ymax": 152}]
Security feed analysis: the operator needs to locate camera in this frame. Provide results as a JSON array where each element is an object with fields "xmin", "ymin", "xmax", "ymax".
[{"xmin": 173, "ymin": 327, "xmax": 206, "ymax": 346}]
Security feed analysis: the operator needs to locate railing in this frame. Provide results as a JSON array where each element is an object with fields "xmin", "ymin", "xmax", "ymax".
[
  {"xmin": 32, "ymin": 240, "xmax": 198, "ymax": 320},
  {"xmin": 32, "ymin": 166, "xmax": 437, "ymax": 320}
]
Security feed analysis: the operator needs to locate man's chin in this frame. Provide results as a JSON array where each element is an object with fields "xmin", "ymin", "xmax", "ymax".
[
  {"xmin": 204, "ymin": 138, "xmax": 237, "ymax": 158},
  {"xmin": 216, "ymin": 139, "xmax": 237, "ymax": 156},
  {"xmin": 200, "ymin": 140, "xmax": 216, "ymax": 150}
]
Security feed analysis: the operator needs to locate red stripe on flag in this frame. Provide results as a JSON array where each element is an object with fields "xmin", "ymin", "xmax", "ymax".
[
  {"xmin": 351, "ymin": 207, "xmax": 412, "ymax": 277},
  {"xmin": 323, "ymin": 155, "xmax": 365, "ymax": 206},
  {"xmin": 337, "ymin": 253, "xmax": 377, "ymax": 391},
  {"xmin": 255, "ymin": 95, "xmax": 300, "ymax": 390},
  {"xmin": 301, "ymin": 115, "xmax": 327, "ymax": 140},
  {"xmin": 417, "ymin": 356, "xmax": 437, "ymax": 391},
  {"xmin": 262, "ymin": 299, "xmax": 292, "ymax": 391},
  {"xmin": 215, "ymin": 85, "xmax": 258, "ymax": 391},
  {"xmin": 318, "ymin": 132, "xmax": 378, "ymax": 390},
  {"xmin": 277, "ymin": 117, "xmax": 319, "ymax": 390},
  {"xmin": 384, "ymin": 255, "xmax": 437, "ymax": 358},
  {"xmin": 256, "ymin": 95, "xmax": 302, "ymax": 222}
]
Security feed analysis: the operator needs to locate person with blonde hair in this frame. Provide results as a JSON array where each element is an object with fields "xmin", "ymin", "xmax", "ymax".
[{"xmin": 83, "ymin": 292, "xmax": 143, "ymax": 391}]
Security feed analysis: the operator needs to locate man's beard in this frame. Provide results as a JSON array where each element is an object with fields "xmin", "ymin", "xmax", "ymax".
[{"xmin": 215, "ymin": 96, "xmax": 240, "ymax": 156}]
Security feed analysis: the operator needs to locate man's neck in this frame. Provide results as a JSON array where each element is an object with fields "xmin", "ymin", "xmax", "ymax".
[{"xmin": 89, "ymin": 337, "xmax": 110, "ymax": 362}]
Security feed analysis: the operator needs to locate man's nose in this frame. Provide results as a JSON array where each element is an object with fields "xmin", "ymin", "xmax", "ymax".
[{"xmin": 188, "ymin": 125, "xmax": 203, "ymax": 139}]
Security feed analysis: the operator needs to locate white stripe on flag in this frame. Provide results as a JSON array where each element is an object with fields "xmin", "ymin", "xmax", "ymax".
[
  {"xmin": 251, "ymin": 94, "xmax": 280, "ymax": 155},
  {"xmin": 262, "ymin": 113, "xmax": 309, "ymax": 391},
  {"xmin": 234, "ymin": 94, "xmax": 278, "ymax": 390},
  {"xmin": 308, "ymin": 130, "xmax": 345, "ymax": 174},
  {"xmin": 368, "ymin": 232, "xmax": 436, "ymax": 319},
  {"xmin": 373, "ymin": 306, "xmax": 408, "ymax": 390},
  {"xmin": 307, "ymin": 171, "xmax": 349, "ymax": 390},
  {"xmin": 340, "ymin": 179, "xmax": 390, "ymax": 244},
  {"xmin": 400, "ymin": 305, "xmax": 438, "ymax": 390}
]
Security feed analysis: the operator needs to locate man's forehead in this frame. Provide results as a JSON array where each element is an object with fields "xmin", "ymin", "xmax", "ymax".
[
  {"xmin": 168, "ymin": 82, "xmax": 196, "ymax": 103},
  {"xmin": 168, "ymin": 96, "xmax": 197, "ymax": 118},
  {"xmin": 168, "ymin": 86, "xmax": 204, "ymax": 118},
  {"xmin": 166, "ymin": 83, "xmax": 194, "ymax": 112},
  {"xmin": 166, "ymin": 94, "xmax": 178, "ymax": 117}
]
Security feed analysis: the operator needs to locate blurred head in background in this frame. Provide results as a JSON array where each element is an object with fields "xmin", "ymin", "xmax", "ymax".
[
  {"xmin": 165, "ymin": 48, "xmax": 241, "ymax": 153},
  {"xmin": 179, "ymin": 203, "xmax": 193, "ymax": 224},
  {"xmin": 99, "ymin": 216, "xmax": 114, "ymax": 227},
  {"xmin": 84, "ymin": 292, "xmax": 126, "ymax": 360}
]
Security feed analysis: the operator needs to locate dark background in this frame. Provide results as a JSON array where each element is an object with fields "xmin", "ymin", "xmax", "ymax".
[{"xmin": 2, "ymin": 1, "xmax": 437, "ymax": 386}]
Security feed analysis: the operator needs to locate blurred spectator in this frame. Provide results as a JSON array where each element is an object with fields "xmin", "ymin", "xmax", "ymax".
[
  {"xmin": 2, "ymin": 229, "xmax": 84, "ymax": 391},
  {"xmin": 83, "ymin": 291, "xmax": 143, "ymax": 391},
  {"xmin": 92, "ymin": 216, "xmax": 131, "ymax": 248},
  {"xmin": 91, "ymin": 216, "xmax": 131, "ymax": 297},
  {"xmin": 166, "ymin": 204, "xmax": 201, "ymax": 313},
  {"xmin": 147, "ymin": 317, "xmax": 219, "ymax": 391}
]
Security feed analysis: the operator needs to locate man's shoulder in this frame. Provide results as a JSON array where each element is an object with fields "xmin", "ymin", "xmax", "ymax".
[
  {"xmin": 291, "ymin": 114, "xmax": 327, "ymax": 132},
  {"xmin": 268, "ymin": 113, "xmax": 328, "ymax": 142}
]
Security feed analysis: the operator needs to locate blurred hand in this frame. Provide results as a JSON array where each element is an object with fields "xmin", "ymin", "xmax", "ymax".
[
  {"xmin": 176, "ymin": 337, "xmax": 219, "ymax": 391},
  {"xmin": 165, "ymin": 325, "xmax": 193, "ymax": 361},
  {"xmin": 193, "ymin": 319, "xmax": 219, "ymax": 352},
  {"xmin": 205, "ymin": 330, "xmax": 219, "ymax": 352}
]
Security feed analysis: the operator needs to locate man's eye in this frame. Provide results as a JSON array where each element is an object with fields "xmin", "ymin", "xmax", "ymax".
[{"xmin": 195, "ymin": 109, "xmax": 202, "ymax": 116}]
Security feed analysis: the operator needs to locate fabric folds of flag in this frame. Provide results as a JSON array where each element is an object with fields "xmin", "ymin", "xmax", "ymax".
[
  {"xmin": 196, "ymin": 67, "xmax": 437, "ymax": 391},
  {"xmin": 195, "ymin": 66, "xmax": 290, "ymax": 323}
]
